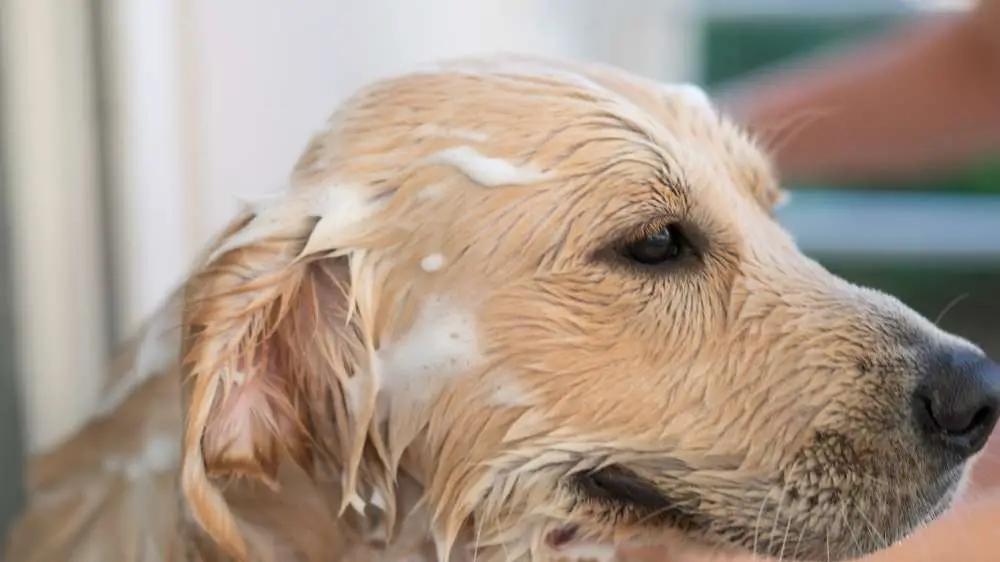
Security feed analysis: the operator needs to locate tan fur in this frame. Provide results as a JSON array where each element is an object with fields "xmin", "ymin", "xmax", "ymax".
[{"xmin": 3, "ymin": 54, "xmax": 985, "ymax": 561}]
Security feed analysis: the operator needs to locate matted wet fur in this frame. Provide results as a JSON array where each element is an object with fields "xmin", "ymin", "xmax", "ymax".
[{"xmin": 4, "ymin": 54, "xmax": 995, "ymax": 562}]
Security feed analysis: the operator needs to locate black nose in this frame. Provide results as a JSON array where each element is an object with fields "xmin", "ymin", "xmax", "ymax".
[{"xmin": 913, "ymin": 349, "xmax": 1000, "ymax": 457}]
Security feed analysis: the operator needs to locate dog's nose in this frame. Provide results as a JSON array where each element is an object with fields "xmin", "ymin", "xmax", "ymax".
[{"xmin": 913, "ymin": 349, "xmax": 1000, "ymax": 458}]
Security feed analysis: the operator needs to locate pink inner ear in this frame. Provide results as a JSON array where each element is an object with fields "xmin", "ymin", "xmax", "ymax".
[{"xmin": 201, "ymin": 368, "xmax": 306, "ymax": 488}]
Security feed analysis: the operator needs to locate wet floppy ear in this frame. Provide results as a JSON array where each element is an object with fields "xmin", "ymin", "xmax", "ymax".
[{"xmin": 177, "ymin": 208, "xmax": 385, "ymax": 558}]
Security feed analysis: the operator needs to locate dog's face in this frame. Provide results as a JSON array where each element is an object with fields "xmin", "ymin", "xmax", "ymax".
[{"xmin": 179, "ymin": 56, "xmax": 1000, "ymax": 562}]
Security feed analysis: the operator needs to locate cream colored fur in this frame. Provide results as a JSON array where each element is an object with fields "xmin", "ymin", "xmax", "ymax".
[{"xmin": 3, "ymin": 54, "xmax": 983, "ymax": 562}]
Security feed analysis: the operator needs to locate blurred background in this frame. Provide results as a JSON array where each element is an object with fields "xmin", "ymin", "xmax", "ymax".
[{"xmin": 0, "ymin": 0, "xmax": 997, "ymax": 538}]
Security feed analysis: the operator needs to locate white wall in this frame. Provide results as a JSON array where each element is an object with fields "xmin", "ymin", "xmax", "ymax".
[{"xmin": 107, "ymin": 0, "xmax": 702, "ymax": 335}]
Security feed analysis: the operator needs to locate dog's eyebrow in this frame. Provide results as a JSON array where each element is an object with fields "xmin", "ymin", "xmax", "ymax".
[
  {"xmin": 654, "ymin": 166, "xmax": 690, "ymax": 201},
  {"xmin": 630, "ymin": 165, "xmax": 692, "ymax": 220}
]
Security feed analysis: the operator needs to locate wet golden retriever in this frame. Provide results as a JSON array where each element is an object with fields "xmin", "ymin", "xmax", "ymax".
[{"xmin": 6, "ymin": 54, "xmax": 1000, "ymax": 562}]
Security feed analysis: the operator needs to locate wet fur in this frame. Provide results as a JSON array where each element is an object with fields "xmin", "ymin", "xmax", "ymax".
[{"xmin": 3, "ymin": 54, "xmax": 982, "ymax": 561}]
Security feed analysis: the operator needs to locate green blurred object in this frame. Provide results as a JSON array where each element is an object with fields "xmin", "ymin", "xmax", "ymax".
[
  {"xmin": 703, "ymin": 16, "xmax": 889, "ymax": 87},
  {"xmin": 702, "ymin": 14, "xmax": 1000, "ymax": 194}
]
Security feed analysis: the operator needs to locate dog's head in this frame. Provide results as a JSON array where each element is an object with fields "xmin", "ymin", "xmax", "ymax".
[{"xmin": 177, "ymin": 55, "xmax": 1000, "ymax": 561}]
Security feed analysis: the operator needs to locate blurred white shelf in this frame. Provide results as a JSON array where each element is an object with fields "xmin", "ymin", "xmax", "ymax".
[
  {"xmin": 777, "ymin": 190, "xmax": 1000, "ymax": 263},
  {"xmin": 703, "ymin": 0, "xmax": 915, "ymax": 19}
]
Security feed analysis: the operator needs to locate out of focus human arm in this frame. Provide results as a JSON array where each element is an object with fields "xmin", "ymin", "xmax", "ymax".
[{"xmin": 717, "ymin": 0, "xmax": 1000, "ymax": 186}]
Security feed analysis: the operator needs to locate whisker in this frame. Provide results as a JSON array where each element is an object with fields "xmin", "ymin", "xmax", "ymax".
[
  {"xmin": 752, "ymin": 107, "xmax": 837, "ymax": 170},
  {"xmin": 789, "ymin": 519, "xmax": 808, "ymax": 561},
  {"xmin": 934, "ymin": 293, "xmax": 970, "ymax": 326},
  {"xmin": 825, "ymin": 525, "xmax": 831, "ymax": 562},
  {"xmin": 766, "ymin": 478, "xmax": 792, "ymax": 560},
  {"xmin": 776, "ymin": 513, "xmax": 794, "ymax": 562},
  {"xmin": 839, "ymin": 501, "xmax": 864, "ymax": 557},
  {"xmin": 471, "ymin": 514, "xmax": 484, "ymax": 562},
  {"xmin": 751, "ymin": 487, "xmax": 772, "ymax": 560},
  {"xmin": 854, "ymin": 499, "xmax": 887, "ymax": 551}
]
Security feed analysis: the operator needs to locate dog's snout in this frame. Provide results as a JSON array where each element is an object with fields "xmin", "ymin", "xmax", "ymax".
[{"xmin": 913, "ymin": 349, "xmax": 1000, "ymax": 457}]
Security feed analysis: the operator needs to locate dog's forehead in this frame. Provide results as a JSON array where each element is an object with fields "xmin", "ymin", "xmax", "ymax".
[
  {"xmin": 277, "ymin": 56, "xmax": 780, "ymax": 259},
  {"xmin": 293, "ymin": 56, "xmax": 737, "ymax": 185}
]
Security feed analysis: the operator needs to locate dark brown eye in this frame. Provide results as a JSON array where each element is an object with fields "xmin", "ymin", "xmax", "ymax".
[{"xmin": 624, "ymin": 224, "xmax": 686, "ymax": 265}]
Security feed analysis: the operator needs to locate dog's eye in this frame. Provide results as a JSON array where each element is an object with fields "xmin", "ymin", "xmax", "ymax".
[{"xmin": 623, "ymin": 224, "xmax": 688, "ymax": 266}]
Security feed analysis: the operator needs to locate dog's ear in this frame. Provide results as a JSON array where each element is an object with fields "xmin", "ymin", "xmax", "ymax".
[{"xmin": 177, "ymin": 198, "xmax": 389, "ymax": 558}]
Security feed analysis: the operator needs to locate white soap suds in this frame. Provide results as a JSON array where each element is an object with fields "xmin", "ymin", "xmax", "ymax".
[
  {"xmin": 426, "ymin": 146, "xmax": 547, "ymax": 188},
  {"xmin": 420, "ymin": 253, "xmax": 445, "ymax": 272},
  {"xmin": 208, "ymin": 188, "xmax": 303, "ymax": 263},
  {"xmin": 376, "ymin": 296, "xmax": 480, "ymax": 404},
  {"xmin": 209, "ymin": 184, "xmax": 381, "ymax": 263},
  {"xmin": 299, "ymin": 184, "xmax": 385, "ymax": 258}
]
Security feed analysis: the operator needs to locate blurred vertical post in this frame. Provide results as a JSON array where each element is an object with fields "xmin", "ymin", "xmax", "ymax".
[
  {"xmin": 101, "ymin": 0, "xmax": 192, "ymax": 339},
  {"xmin": 0, "ymin": 0, "xmax": 109, "ymax": 465},
  {"xmin": 0, "ymin": 2, "xmax": 25, "ymax": 538}
]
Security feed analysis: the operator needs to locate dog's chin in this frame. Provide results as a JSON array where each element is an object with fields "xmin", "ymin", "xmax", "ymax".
[{"xmin": 564, "ymin": 463, "xmax": 968, "ymax": 562}]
